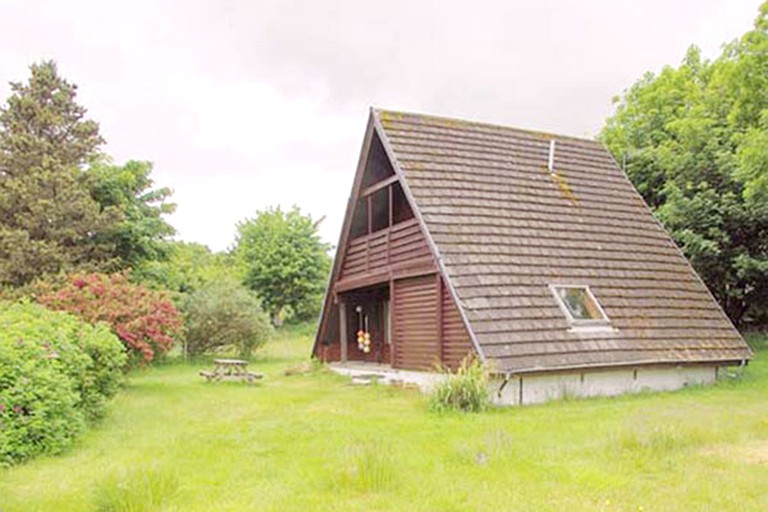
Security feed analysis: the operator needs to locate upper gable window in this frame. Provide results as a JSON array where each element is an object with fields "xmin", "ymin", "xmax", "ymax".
[
  {"xmin": 361, "ymin": 134, "xmax": 394, "ymax": 188},
  {"xmin": 550, "ymin": 285, "xmax": 610, "ymax": 326}
]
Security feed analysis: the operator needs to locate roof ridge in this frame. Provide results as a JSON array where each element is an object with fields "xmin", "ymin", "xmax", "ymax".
[{"xmin": 372, "ymin": 107, "xmax": 598, "ymax": 144}]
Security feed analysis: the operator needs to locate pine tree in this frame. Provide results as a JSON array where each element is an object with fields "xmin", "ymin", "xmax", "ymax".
[{"xmin": 0, "ymin": 61, "xmax": 116, "ymax": 286}]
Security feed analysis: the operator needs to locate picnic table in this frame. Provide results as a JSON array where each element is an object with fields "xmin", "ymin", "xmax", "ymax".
[{"xmin": 200, "ymin": 358, "xmax": 263, "ymax": 384}]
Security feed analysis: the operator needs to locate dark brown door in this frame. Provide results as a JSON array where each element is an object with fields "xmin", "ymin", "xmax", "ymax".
[{"xmin": 392, "ymin": 274, "xmax": 440, "ymax": 370}]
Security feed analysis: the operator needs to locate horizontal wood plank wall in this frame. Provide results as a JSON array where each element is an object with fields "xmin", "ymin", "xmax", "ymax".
[
  {"xmin": 441, "ymin": 279, "xmax": 475, "ymax": 369},
  {"xmin": 341, "ymin": 219, "xmax": 431, "ymax": 280},
  {"xmin": 315, "ymin": 305, "xmax": 339, "ymax": 361},
  {"xmin": 320, "ymin": 339, "xmax": 341, "ymax": 362},
  {"xmin": 393, "ymin": 274, "xmax": 440, "ymax": 370}
]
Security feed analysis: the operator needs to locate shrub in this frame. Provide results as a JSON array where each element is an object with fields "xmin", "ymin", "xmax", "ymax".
[
  {"xmin": 78, "ymin": 321, "xmax": 130, "ymax": 421},
  {"xmin": 0, "ymin": 301, "xmax": 126, "ymax": 466},
  {"xmin": 183, "ymin": 279, "xmax": 273, "ymax": 357},
  {"xmin": 429, "ymin": 356, "xmax": 491, "ymax": 413},
  {"xmin": 38, "ymin": 272, "xmax": 183, "ymax": 364}
]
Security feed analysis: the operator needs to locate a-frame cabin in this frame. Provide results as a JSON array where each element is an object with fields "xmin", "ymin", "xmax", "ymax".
[
  {"xmin": 313, "ymin": 111, "xmax": 476, "ymax": 371},
  {"xmin": 313, "ymin": 109, "xmax": 752, "ymax": 404}
]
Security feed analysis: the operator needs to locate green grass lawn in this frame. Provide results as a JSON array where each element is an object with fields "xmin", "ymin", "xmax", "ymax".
[{"xmin": 2, "ymin": 327, "xmax": 768, "ymax": 511}]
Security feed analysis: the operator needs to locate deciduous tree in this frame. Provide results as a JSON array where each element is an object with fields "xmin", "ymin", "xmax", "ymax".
[
  {"xmin": 600, "ymin": 3, "xmax": 768, "ymax": 326},
  {"xmin": 133, "ymin": 241, "xmax": 242, "ymax": 297},
  {"xmin": 235, "ymin": 206, "xmax": 331, "ymax": 324},
  {"xmin": 87, "ymin": 158, "xmax": 176, "ymax": 270}
]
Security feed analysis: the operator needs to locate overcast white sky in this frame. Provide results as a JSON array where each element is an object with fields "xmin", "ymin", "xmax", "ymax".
[{"xmin": 0, "ymin": 0, "xmax": 762, "ymax": 252}]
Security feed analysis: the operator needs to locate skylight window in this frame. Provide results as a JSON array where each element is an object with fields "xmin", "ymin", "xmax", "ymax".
[{"xmin": 550, "ymin": 285, "xmax": 610, "ymax": 327}]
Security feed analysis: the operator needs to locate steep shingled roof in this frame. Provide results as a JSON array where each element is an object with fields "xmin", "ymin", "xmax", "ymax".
[{"xmin": 375, "ymin": 109, "xmax": 751, "ymax": 373}]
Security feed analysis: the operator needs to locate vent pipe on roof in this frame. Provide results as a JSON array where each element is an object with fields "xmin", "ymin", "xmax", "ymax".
[{"xmin": 548, "ymin": 139, "xmax": 556, "ymax": 174}]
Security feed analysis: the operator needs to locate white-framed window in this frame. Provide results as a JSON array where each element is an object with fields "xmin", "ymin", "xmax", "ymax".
[{"xmin": 549, "ymin": 285, "xmax": 611, "ymax": 330}]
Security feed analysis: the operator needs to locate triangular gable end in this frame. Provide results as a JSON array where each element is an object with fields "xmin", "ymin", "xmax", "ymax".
[
  {"xmin": 370, "ymin": 110, "xmax": 486, "ymax": 364},
  {"xmin": 313, "ymin": 109, "xmax": 483, "ymax": 367}
]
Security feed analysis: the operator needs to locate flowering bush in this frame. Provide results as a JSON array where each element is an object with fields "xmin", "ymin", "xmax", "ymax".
[
  {"xmin": 38, "ymin": 273, "xmax": 183, "ymax": 364},
  {"xmin": 0, "ymin": 301, "xmax": 126, "ymax": 466}
]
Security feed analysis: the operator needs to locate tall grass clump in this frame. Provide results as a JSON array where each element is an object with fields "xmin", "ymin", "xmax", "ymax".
[
  {"xmin": 429, "ymin": 356, "xmax": 491, "ymax": 413},
  {"xmin": 94, "ymin": 467, "xmax": 179, "ymax": 512},
  {"xmin": 340, "ymin": 438, "xmax": 396, "ymax": 493}
]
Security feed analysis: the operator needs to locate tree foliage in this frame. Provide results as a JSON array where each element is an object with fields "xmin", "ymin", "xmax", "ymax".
[
  {"xmin": 87, "ymin": 158, "xmax": 176, "ymax": 270},
  {"xmin": 0, "ymin": 61, "xmax": 176, "ymax": 288},
  {"xmin": 134, "ymin": 241, "xmax": 241, "ymax": 297},
  {"xmin": 183, "ymin": 279, "xmax": 273, "ymax": 358},
  {"xmin": 38, "ymin": 273, "xmax": 183, "ymax": 364},
  {"xmin": 0, "ymin": 61, "xmax": 115, "ymax": 286},
  {"xmin": 235, "ymin": 206, "xmax": 331, "ymax": 324},
  {"xmin": 600, "ymin": 3, "xmax": 768, "ymax": 327}
]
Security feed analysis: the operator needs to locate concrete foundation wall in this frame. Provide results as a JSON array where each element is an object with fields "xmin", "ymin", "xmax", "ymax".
[{"xmin": 491, "ymin": 365, "xmax": 717, "ymax": 406}]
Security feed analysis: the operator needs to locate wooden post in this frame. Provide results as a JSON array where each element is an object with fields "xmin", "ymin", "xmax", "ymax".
[
  {"xmin": 339, "ymin": 302, "xmax": 348, "ymax": 364},
  {"xmin": 436, "ymin": 276, "xmax": 444, "ymax": 365},
  {"xmin": 387, "ymin": 184, "xmax": 393, "ymax": 265},
  {"xmin": 367, "ymin": 195, "xmax": 373, "ymax": 234},
  {"xmin": 389, "ymin": 279, "xmax": 396, "ymax": 366}
]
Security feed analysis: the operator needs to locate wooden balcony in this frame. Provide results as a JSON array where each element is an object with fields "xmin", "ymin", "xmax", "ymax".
[{"xmin": 336, "ymin": 219, "xmax": 434, "ymax": 291}]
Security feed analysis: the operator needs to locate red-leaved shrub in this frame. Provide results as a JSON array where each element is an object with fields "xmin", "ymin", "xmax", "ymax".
[{"xmin": 38, "ymin": 273, "xmax": 183, "ymax": 364}]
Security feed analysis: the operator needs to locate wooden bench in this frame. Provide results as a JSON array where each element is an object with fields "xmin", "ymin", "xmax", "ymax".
[
  {"xmin": 199, "ymin": 370, "xmax": 219, "ymax": 382},
  {"xmin": 200, "ymin": 359, "xmax": 264, "ymax": 385},
  {"xmin": 244, "ymin": 371, "xmax": 264, "ymax": 384}
]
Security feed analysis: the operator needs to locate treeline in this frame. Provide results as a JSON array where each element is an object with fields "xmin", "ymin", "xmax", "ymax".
[
  {"xmin": 0, "ymin": 61, "xmax": 330, "ymax": 330},
  {"xmin": 601, "ymin": 2, "xmax": 768, "ymax": 328},
  {"xmin": 0, "ymin": 62, "xmax": 329, "ymax": 465}
]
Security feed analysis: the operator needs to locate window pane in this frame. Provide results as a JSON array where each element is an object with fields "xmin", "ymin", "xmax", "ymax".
[
  {"xmin": 392, "ymin": 182, "xmax": 414, "ymax": 224},
  {"xmin": 349, "ymin": 198, "xmax": 368, "ymax": 239},
  {"xmin": 370, "ymin": 187, "xmax": 389, "ymax": 233},
  {"xmin": 555, "ymin": 287, "xmax": 605, "ymax": 321}
]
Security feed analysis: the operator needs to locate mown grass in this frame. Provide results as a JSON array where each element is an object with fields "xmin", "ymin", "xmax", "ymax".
[{"xmin": 1, "ymin": 326, "xmax": 767, "ymax": 511}]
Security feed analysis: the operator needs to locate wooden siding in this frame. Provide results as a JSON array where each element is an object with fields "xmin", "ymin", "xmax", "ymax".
[
  {"xmin": 441, "ymin": 280, "xmax": 474, "ymax": 369},
  {"xmin": 393, "ymin": 274, "xmax": 440, "ymax": 370},
  {"xmin": 340, "ymin": 218, "xmax": 431, "ymax": 280},
  {"xmin": 318, "ymin": 334, "xmax": 341, "ymax": 362}
]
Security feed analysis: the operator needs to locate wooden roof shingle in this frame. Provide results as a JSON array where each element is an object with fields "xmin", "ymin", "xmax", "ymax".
[{"xmin": 374, "ymin": 109, "xmax": 751, "ymax": 373}]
